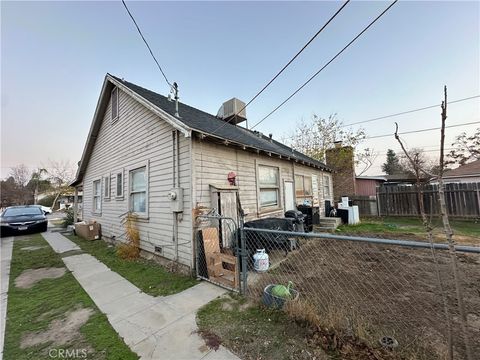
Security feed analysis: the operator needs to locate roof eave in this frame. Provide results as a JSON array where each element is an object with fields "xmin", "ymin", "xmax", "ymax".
[{"xmin": 71, "ymin": 74, "xmax": 193, "ymax": 185}]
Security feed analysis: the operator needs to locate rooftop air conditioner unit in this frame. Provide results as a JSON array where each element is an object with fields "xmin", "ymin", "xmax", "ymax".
[{"xmin": 216, "ymin": 98, "xmax": 247, "ymax": 125}]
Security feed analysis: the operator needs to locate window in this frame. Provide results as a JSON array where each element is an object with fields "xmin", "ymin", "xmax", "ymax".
[
  {"xmin": 295, "ymin": 174, "xmax": 313, "ymax": 205},
  {"xmin": 93, "ymin": 180, "xmax": 101, "ymax": 213},
  {"xmin": 129, "ymin": 166, "xmax": 147, "ymax": 214},
  {"xmin": 104, "ymin": 175, "xmax": 110, "ymax": 199},
  {"xmin": 323, "ymin": 175, "xmax": 331, "ymax": 198},
  {"xmin": 111, "ymin": 87, "xmax": 119, "ymax": 122},
  {"xmin": 116, "ymin": 171, "xmax": 124, "ymax": 198},
  {"xmin": 258, "ymin": 165, "xmax": 279, "ymax": 208}
]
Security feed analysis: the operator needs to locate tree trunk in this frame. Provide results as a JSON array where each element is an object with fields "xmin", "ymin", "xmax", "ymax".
[{"xmin": 438, "ymin": 86, "xmax": 472, "ymax": 360}]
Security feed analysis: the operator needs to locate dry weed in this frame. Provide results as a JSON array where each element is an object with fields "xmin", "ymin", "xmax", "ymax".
[{"xmin": 117, "ymin": 213, "xmax": 140, "ymax": 260}]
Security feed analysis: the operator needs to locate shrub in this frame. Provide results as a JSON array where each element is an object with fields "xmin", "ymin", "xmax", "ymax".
[
  {"xmin": 62, "ymin": 208, "xmax": 75, "ymax": 228},
  {"xmin": 37, "ymin": 194, "xmax": 56, "ymax": 207}
]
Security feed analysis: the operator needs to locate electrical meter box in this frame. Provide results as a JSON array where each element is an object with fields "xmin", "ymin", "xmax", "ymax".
[{"xmin": 168, "ymin": 187, "xmax": 184, "ymax": 212}]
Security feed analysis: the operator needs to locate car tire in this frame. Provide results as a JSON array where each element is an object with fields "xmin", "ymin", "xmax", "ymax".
[{"xmin": 41, "ymin": 223, "xmax": 48, "ymax": 233}]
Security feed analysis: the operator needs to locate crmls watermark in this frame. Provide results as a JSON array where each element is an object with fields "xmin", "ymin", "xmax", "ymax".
[{"xmin": 48, "ymin": 348, "xmax": 88, "ymax": 358}]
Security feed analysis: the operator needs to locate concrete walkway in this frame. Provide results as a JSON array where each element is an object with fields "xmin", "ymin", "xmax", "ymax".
[
  {"xmin": 41, "ymin": 232, "xmax": 239, "ymax": 360},
  {"xmin": 0, "ymin": 237, "xmax": 14, "ymax": 360}
]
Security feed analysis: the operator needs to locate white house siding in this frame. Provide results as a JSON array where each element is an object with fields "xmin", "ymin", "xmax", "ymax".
[
  {"xmin": 192, "ymin": 139, "xmax": 332, "ymax": 221},
  {"xmin": 81, "ymin": 88, "xmax": 193, "ymax": 268}
]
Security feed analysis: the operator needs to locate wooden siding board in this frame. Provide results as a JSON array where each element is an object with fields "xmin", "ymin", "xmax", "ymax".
[
  {"xmin": 192, "ymin": 139, "xmax": 331, "ymax": 219},
  {"xmin": 82, "ymin": 88, "xmax": 193, "ymax": 267}
]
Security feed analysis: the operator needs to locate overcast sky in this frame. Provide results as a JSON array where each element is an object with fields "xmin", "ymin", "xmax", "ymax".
[{"xmin": 1, "ymin": 0, "xmax": 479, "ymax": 179}]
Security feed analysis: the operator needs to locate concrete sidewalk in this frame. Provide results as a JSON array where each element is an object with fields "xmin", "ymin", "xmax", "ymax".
[
  {"xmin": 0, "ymin": 237, "xmax": 14, "ymax": 360},
  {"xmin": 41, "ymin": 232, "xmax": 239, "ymax": 360}
]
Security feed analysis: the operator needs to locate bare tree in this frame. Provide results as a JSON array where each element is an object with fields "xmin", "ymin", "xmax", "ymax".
[
  {"xmin": 9, "ymin": 164, "xmax": 31, "ymax": 187},
  {"xmin": 394, "ymin": 86, "xmax": 472, "ymax": 360},
  {"xmin": 398, "ymin": 148, "xmax": 439, "ymax": 179},
  {"xmin": 44, "ymin": 160, "xmax": 76, "ymax": 210},
  {"xmin": 4, "ymin": 165, "xmax": 33, "ymax": 205},
  {"xmin": 356, "ymin": 148, "xmax": 378, "ymax": 176},
  {"xmin": 437, "ymin": 87, "xmax": 472, "ymax": 360}
]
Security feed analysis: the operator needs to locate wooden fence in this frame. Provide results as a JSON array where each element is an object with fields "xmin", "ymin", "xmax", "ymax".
[
  {"xmin": 350, "ymin": 196, "xmax": 379, "ymax": 216},
  {"xmin": 376, "ymin": 182, "xmax": 480, "ymax": 218}
]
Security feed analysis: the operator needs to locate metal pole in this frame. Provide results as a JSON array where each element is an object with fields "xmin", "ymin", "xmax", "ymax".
[
  {"xmin": 240, "ymin": 227, "xmax": 248, "ymax": 295},
  {"xmin": 242, "ymin": 228, "xmax": 480, "ymax": 254}
]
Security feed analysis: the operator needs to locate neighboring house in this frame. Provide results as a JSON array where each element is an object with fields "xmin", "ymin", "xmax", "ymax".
[
  {"xmin": 37, "ymin": 191, "xmax": 83, "ymax": 210},
  {"xmin": 442, "ymin": 159, "xmax": 480, "ymax": 183},
  {"xmin": 71, "ymin": 74, "xmax": 333, "ymax": 271},
  {"xmin": 355, "ymin": 176, "xmax": 386, "ymax": 196}
]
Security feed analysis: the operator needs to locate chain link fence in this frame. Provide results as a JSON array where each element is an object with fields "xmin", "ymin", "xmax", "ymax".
[
  {"xmin": 195, "ymin": 214, "xmax": 244, "ymax": 292},
  {"xmin": 243, "ymin": 228, "xmax": 480, "ymax": 359}
]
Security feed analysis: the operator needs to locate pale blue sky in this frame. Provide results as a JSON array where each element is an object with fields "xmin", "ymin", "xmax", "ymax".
[{"xmin": 1, "ymin": 0, "xmax": 479, "ymax": 178}]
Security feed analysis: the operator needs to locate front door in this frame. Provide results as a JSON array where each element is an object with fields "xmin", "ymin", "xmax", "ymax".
[{"xmin": 284, "ymin": 181, "xmax": 295, "ymax": 211}]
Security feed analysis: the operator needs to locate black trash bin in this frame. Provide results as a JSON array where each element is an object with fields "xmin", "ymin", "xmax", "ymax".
[
  {"xmin": 297, "ymin": 205, "xmax": 320, "ymax": 232},
  {"xmin": 243, "ymin": 218, "xmax": 296, "ymax": 267},
  {"xmin": 284, "ymin": 210, "xmax": 305, "ymax": 233}
]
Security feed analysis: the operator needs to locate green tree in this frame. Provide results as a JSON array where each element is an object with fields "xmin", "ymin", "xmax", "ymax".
[
  {"xmin": 446, "ymin": 127, "xmax": 480, "ymax": 166},
  {"xmin": 289, "ymin": 114, "xmax": 366, "ymax": 161},
  {"xmin": 381, "ymin": 149, "xmax": 404, "ymax": 175}
]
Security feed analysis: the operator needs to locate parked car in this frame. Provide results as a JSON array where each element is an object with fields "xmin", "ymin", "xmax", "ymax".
[
  {"xmin": 0, "ymin": 205, "xmax": 48, "ymax": 237},
  {"xmin": 39, "ymin": 205, "xmax": 52, "ymax": 215}
]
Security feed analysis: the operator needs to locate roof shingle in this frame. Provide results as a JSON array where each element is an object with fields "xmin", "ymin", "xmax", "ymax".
[{"xmin": 110, "ymin": 75, "xmax": 330, "ymax": 171}]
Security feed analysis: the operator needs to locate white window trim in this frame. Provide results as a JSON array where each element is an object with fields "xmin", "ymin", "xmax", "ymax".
[
  {"xmin": 127, "ymin": 161, "xmax": 149, "ymax": 219},
  {"xmin": 111, "ymin": 87, "xmax": 119, "ymax": 123},
  {"xmin": 92, "ymin": 178, "xmax": 102, "ymax": 215},
  {"xmin": 103, "ymin": 174, "xmax": 111, "ymax": 200},
  {"xmin": 323, "ymin": 174, "xmax": 331, "ymax": 199},
  {"xmin": 256, "ymin": 163, "xmax": 281, "ymax": 211},
  {"xmin": 115, "ymin": 168, "xmax": 124, "ymax": 199}
]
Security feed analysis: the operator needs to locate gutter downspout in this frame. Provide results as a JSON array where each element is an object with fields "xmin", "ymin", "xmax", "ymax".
[
  {"xmin": 73, "ymin": 187, "xmax": 78, "ymax": 223},
  {"xmin": 172, "ymin": 131, "xmax": 178, "ymax": 262},
  {"xmin": 175, "ymin": 130, "xmax": 181, "ymax": 262}
]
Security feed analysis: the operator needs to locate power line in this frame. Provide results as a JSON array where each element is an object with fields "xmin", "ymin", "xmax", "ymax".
[
  {"xmin": 121, "ymin": 0, "xmax": 172, "ymax": 88},
  {"xmin": 281, "ymin": 104, "xmax": 479, "ymax": 142},
  {"xmin": 374, "ymin": 147, "xmax": 455, "ymax": 156},
  {"xmin": 209, "ymin": 0, "xmax": 351, "ymax": 135},
  {"xmin": 365, "ymin": 121, "xmax": 479, "ymax": 140},
  {"xmin": 251, "ymin": 0, "xmax": 398, "ymax": 130},
  {"xmin": 342, "ymin": 95, "xmax": 480, "ymax": 127}
]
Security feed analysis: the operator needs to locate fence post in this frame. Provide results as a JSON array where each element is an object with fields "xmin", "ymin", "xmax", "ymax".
[{"xmin": 239, "ymin": 228, "xmax": 248, "ymax": 295}]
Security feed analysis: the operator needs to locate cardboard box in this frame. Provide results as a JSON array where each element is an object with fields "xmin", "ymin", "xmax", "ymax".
[{"xmin": 74, "ymin": 221, "xmax": 101, "ymax": 241}]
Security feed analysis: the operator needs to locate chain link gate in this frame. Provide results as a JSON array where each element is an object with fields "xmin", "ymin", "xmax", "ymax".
[{"xmin": 195, "ymin": 214, "xmax": 247, "ymax": 293}]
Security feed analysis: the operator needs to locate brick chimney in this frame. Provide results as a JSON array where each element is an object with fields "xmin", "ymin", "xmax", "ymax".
[{"xmin": 325, "ymin": 142, "xmax": 356, "ymax": 200}]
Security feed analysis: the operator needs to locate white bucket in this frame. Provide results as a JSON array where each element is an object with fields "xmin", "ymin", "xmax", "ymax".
[{"xmin": 253, "ymin": 249, "xmax": 269, "ymax": 272}]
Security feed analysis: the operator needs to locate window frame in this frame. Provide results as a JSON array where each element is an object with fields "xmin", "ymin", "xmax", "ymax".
[
  {"xmin": 323, "ymin": 174, "xmax": 331, "ymax": 199},
  {"xmin": 128, "ymin": 161, "xmax": 149, "ymax": 218},
  {"xmin": 115, "ymin": 169, "xmax": 124, "ymax": 199},
  {"xmin": 103, "ymin": 174, "xmax": 111, "ymax": 200},
  {"xmin": 111, "ymin": 87, "xmax": 119, "ymax": 123},
  {"xmin": 257, "ymin": 164, "xmax": 280, "ymax": 210},
  {"xmin": 92, "ymin": 179, "xmax": 102, "ymax": 215},
  {"xmin": 295, "ymin": 174, "xmax": 314, "ymax": 205}
]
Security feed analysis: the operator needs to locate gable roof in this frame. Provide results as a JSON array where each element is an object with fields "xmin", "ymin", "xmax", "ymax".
[
  {"xmin": 443, "ymin": 159, "xmax": 480, "ymax": 178},
  {"xmin": 71, "ymin": 74, "xmax": 330, "ymax": 186}
]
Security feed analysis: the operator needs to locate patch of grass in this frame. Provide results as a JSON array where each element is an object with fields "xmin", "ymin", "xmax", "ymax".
[
  {"xmin": 196, "ymin": 293, "xmax": 329, "ymax": 360},
  {"xmin": 336, "ymin": 216, "xmax": 480, "ymax": 240},
  {"xmin": 66, "ymin": 235, "xmax": 198, "ymax": 296},
  {"xmin": 4, "ymin": 233, "xmax": 138, "ymax": 360}
]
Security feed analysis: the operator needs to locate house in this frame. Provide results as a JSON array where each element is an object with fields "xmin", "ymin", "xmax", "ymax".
[
  {"xmin": 355, "ymin": 176, "xmax": 386, "ymax": 196},
  {"xmin": 442, "ymin": 159, "xmax": 480, "ymax": 183},
  {"xmin": 71, "ymin": 74, "xmax": 333, "ymax": 272}
]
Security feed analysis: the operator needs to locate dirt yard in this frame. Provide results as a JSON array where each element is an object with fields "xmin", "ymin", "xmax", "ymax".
[{"xmin": 248, "ymin": 238, "xmax": 480, "ymax": 359}]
